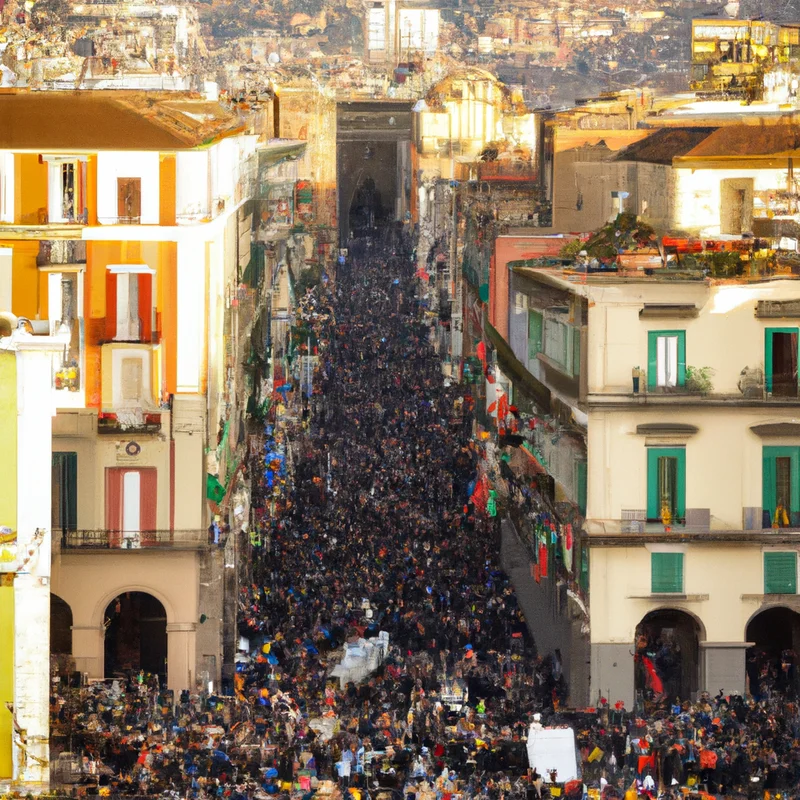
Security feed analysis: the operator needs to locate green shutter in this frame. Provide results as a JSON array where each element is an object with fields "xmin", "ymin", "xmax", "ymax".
[
  {"xmin": 765, "ymin": 327, "xmax": 800, "ymax": 394},
  {"xmin": 65, "ymin": 452, "xmax": 77, "ymax": 531},
  {"xmin": 573, "ymin": 326, "xmax": 581, "ymax": 377},
  {"xmin": 52, "ymin": 452, "xmax": 78, "ymax": 532},
  {"xmin": 647, "ymin": 331, "xmax": 658, "ymax": 390},
  {"xmin": 651, "ymin": 552, "xmax": 684, "ymax": 593},
  {"xmin": 646, "ymin": 447, "xmax": 686, "ymax": 521},
  {"xmin": 647, "ymin": 330, "xmax": 686, "ymax": 389},
  {"xmin": 576, "ymin": 460, "xmax": 587, "ymax": 516},
  {"xmin": 762, "ymin": 446, "xmax": 800, "ymax": 526},
  {"xmin": 676, "ymin": 331, "xmax": 686, "ymax": 387},
  {"xmin": 764, "ymin": 551, "xmax": 797, "ymax": 594},
  {"xmin": 528, "ymin": 310, "xmax": 543, "ymax": 362}
]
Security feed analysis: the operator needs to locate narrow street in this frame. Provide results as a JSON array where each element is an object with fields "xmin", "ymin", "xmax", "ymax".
[{"xmin": 238, "ymin": 230, "xmax": 563, "ymax": 787}]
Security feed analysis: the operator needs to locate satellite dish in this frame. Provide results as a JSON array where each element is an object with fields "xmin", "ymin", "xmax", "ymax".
[{"xmin": 268, "ymin": 52, "xmax": 281, "ymax": 65}]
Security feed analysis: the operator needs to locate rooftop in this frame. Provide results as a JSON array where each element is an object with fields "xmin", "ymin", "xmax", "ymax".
[
  {"xmin": 678, "ymin": 122, "xmax": 800, "ymax": 159},
  {"xmin": 0, "ymin": 91, "xmax": 245, "ymax": 151},
  {"xmin": 614, "ymin": 127, "xmax": 718, "ymax": 165}
]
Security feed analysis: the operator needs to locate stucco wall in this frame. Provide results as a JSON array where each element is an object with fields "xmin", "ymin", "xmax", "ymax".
[
  {"xmin": 51, "ymin": 550, "xmax": 200, "ymax": 690},
  {"xmin": 587, "ymin": 405, "xmax": 800, "ymax": 528},
  {"xmin": 586, "ymin": 279, "xmax": 800, "ymax": 395}
]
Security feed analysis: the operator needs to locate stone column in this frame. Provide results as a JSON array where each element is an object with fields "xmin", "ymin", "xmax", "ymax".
[
  {"xmin": 167, "ymin": 622, "xmax": 197, "ymax": 692},
  {"xmin": 13, "ymin": 341, "xmax": 65, "ymax": 786},
  {"xmin": 701, "ymin": 642, "xmax": 749, "ymax": 697}
]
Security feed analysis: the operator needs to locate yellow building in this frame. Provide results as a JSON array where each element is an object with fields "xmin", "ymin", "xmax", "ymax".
[{"xmin": 691, "ymin": 18, "xmax": 784, "ymax": 95}]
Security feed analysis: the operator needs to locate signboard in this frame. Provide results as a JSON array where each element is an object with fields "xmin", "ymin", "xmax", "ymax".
[{"xmin": 526, "ymin": 726, "xmax": 579, "ymax": 783}]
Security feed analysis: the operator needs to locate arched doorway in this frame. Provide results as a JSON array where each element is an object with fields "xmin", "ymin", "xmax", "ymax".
[
  {"xmin": 746, "ymin": 606, "xmax": 800, "ymax": 697},
  {"xmin": 104, "ymin": 592, "xmax": 167, "ymax": 684},
  {"xmin": 635, "ymin": 609, "xmax": 702, "ymax": 705},
  {"xmin": 348, "ymin": 173, "xmax": 387, "ymax": 236},
  {"xmin": 50, "ymin": 594, "xmax": 73, "ymax": 655}
]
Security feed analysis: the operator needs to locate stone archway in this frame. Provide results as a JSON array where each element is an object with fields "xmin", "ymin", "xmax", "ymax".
[
  {"xmin": 635, "ymin": 608, "xmax": 704, "ymax": 704},
  {"xmin": 50, "ymin": 593, "xmax": 73, "ymax": 656},
  {"xmin": 746, "ymin": 606, "xmax": 800, "ymax": 697},
  {"xmin": 103, "ymin": 591, "xmax": 167, "ymax": 684}
]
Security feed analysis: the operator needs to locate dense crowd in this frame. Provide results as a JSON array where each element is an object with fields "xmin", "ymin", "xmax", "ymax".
[{"xmin": 48, "ymin": 231, "xmax": 800, "ymax": 800}]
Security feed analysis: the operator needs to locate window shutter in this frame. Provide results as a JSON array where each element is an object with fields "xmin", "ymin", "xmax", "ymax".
[
  {"xmin": 651, "ymin": 552, "xmax": 684, "ymax": 593},
  {"xmin": 764, "ymin": 551, "xmax": 797, "ymax": 594},
  {"xmin": 677, "ymin": 331, "xmax": 686, "ymax": 387},
  {"xmin": 647, "ymin": 331, "xmax": 658, "ymax": 389},
  {"xmin": 65, "ymin": 452, "xmax": 77, "ymax": 531},
  {"xmin": 528, "ymin": 310, "xmax": 543, "ymax": 362}
]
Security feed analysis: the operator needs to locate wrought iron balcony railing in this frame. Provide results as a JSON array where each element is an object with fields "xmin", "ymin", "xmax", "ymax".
[{"xmin": 61, "ymin": 529, "xmax": 211, "ymax": 550}]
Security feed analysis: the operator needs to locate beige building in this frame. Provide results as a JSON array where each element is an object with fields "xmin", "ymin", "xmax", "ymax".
[{"xmin": 505, "ymin": 258, "xmax": 800, "ymax": 708}]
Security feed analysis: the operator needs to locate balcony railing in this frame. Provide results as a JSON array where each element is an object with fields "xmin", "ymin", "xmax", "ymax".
[
  {"xmin": 61, "ymin": 529, "xmax": 210, "ymax": 550},
  {"xmin": 477, "ymin": 161, "xmax": 538, "ymax": 182},
  {"xmin": 97, "ymin": 411, "xmax": 161, "ymax": 434},
  {"xmin": 37, "ymin": 239, "xmax": 87, "ymax": 267}
]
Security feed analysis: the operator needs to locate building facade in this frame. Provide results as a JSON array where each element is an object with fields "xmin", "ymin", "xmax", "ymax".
[{"xmin": 0, "ymin": 90, "xmax": 260, "ymax": 693}]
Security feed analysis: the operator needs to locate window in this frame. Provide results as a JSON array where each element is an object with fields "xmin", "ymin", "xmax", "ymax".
[
  {"xmin": 765, "ymin": 327, "xmax": 799, "ymax": 397},
  {"xmin": 647, "ymin": 447, "xmax": 686, "ymax": 523},
  {"xmin": 647, "ymin": 330, "xmax": 686, "ymax": 389},
  {"xmin": 49, "ymin": 271, "xmax": 83, "ymax": 393},
  {"xmin": 368, "ymin": 6, "xmax": 386, "ymax": 51},
  {"xmin": 46, "ymin": 158, "xmax": 87, "ymax": 223},
  {"xmin": 764, "ymin": 551, "xmax": 797, "ymax": 594},
  {"xmin": 542, "ymin": 315, "xmax": 578, "ymax": 374},
  {"xmin": 763, "ymin": 446, "xmax": 800, "ymax": 528},
  {"xmin": 105, "ymin": 467, "xmax": 157, "ymax": 546},
  {"xmin": 117, "ymin": 177, "xmax": 142, "ymax": 223},
  {"xmin": 116, "ymin": 273, "xmax": 141, "ymax": 341},
  {"xmin": 651, "ymin": 552, "xmax": 684, "ymax": 593},
  {"xmin": 105, "ymin": 265, "xmax": 154, "ymax": 343},
  {"xmin": 52, "ymin": 452, "xmax": 77, "ymax": 538},
  {"xmin": 528, "ymin": 309, "xmax": 543, "ymax": 364}
]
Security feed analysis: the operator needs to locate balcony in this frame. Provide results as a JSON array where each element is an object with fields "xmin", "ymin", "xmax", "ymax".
[
  {"xmin": 586, "ymin": 518, "xmax": 800, "ymax": 545},
  {"xmin": 97, "ymin": 411, "xmax": 161, "ymax": 434},
  {"xmin": 477, "ymin": 160, "xmax": 538, "ymax": 183},
  {"xmin": 37, "ymin": 239, "xmax": 87, "ymax": 267},
  {"xmin": 61, "ymin": 529, "xmax": 209, "ymax": 551}
]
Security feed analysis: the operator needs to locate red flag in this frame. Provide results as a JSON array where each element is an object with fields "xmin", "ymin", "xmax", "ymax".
[
  {"xmin": 538, "ymin": 543, "xmax": 548, "ymax": 578},
  {"xmin": 476, "ymin": 341, "xmax": 486, "ymax": 365},
  {"xmin": 640, "ymin": 655, "xmax": 664, "ymax": 694},
  {"xmin": 470, "ymin": 475, "xmax": 489, "ymax": 512}
]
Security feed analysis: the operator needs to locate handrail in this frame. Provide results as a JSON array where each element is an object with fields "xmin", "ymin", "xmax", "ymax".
[{"xmin": 61, "ymin": 529, "xmax": 211, "ymax": 550}]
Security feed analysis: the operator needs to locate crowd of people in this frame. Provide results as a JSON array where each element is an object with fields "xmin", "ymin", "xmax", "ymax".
[{"xmin": 48, "ymin": 231, "xmax": 800, "ymax": 800}]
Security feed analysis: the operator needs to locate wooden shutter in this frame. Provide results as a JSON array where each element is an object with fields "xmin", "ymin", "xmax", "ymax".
[
  {"xmin": 764, "ymin": 551, "xmax": 797, "ymax": 594},
  {"xmin": 51, "ymin": 452, "xmax": 78, "ymax": 534},
  {"xmin": 651, "ymin": 552, "xmax": 684, "ymax": 593},
  {"xmin": 528, "ymin": 310, "xmax": 543, "ymax": 362},
  {"xmin": 117, "ymin": 177, "xmax": 142, "ymax": 222},
  {"xmin": 139, "ymin": 468, "xmax": 158, "ymax": 545},
  {"xmin": 105, "ymin": 467, "xmax": 124, "ymax": 546}
]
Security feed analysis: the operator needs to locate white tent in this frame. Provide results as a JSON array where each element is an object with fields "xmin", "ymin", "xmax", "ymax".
[{"xmin": 526, "ymin": 725, "xmax": 579, "ymax": 784}]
